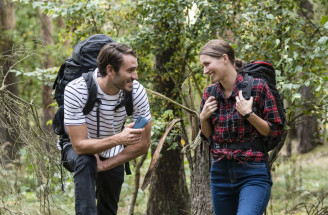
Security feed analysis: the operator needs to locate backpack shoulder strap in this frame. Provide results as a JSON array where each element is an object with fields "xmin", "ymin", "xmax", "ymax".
[
  {"xmin": 52, "ymin": 63, "xmax": 66, "ymax": 90},
  {"xmin": 205, "ymin": 83, "xmax": 219, "ymax": 150},
  {"xmin": 124, "ymin": 90, "xmax": 133, "ymax": 116},
  {"xmin": 209, "ymin": 83, "xmax": 218, "ymax": 98},
  {"xmin": 123, "ymin": 89, "xmax": 133, "ymax": 175},
  {"xmin": 242, "ymin": 72, "xmax": 254, "ymax": 100},
  {"xmin": 82, "ymin": 71, "xmax": 98, "ymax": 115}
]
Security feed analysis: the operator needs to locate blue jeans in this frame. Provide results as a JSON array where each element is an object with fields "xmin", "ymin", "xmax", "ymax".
[
  {"xmin": 210, "ymin": 159, "xmax": 272, "ymax": 215},
  {"xmin": 62, "ymin": 145, "xmax": 124, "ymax": 215}
]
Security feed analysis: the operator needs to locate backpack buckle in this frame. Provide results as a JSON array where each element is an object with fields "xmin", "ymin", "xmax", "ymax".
[
  {"xmin": 214, "ymin": 143, "xmax": 228, "ymax": 150},
  {"xmin": 242, "ymin": 80, "xmax": 248, "ymax": 88}
]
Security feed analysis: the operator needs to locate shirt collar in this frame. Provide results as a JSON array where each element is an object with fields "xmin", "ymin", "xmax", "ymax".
[{"xmin": 215, "ymin": 74, "xmax": 244, "ymax": 99}]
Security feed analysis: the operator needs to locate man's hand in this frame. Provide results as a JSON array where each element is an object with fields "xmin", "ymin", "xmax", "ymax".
[
  {"xmin": 235, "ymin": 90, "xmax": 253, "ymax": 116},
  {"xmin": 96, "ymin": 121, "xmax": 152, "ymax": 172},
  {"xmin": 117, "ymin": 122, "xmax": 144, "ymax": 146},
  {"xmin": 95, "ymin": 154, "xmax": 106, "ymax": 172},
  {"xmin": 200, "ymin": 96, "xmax": 218, "ymax": 121}
]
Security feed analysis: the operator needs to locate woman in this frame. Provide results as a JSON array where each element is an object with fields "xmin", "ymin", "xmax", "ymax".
[{"xmin": 199, "ymin": 39, "xmax": 283, "ymax": 215}]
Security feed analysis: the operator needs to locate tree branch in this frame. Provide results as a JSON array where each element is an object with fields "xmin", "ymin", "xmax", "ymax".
[
  {"xmin": 145, "ymin": 88, "xmax": 199, "ymax": 118},
  {"xmin": 141, "ymin": 118, "xmax": 182, "ymax": 190},
  {"xmin": 185, "ymin": 62, "xmax": 202, "ymax": 97},
  {"xmin": 163, "ymin": 65, "xmax": 191, "ymax": 108}
]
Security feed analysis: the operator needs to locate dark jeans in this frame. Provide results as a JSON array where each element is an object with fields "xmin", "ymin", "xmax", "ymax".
[
  {"xmin": 210, "ymin": 159, "xmax": 272, "ymax": 215},
  {"xmin": 62, "ymin": 145, "xmax": 124, "ymax": 215}
]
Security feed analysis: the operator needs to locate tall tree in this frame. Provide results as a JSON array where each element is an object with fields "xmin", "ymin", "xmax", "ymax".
[
  {"xmin": 0, "ymin": 0, "xmax": 19, "ymax": 162},
  {"xmin": 145, "ymin": 14, "xmax": 191, "ymax": 215},
  {"xmin": 296, "ymin": 0, "xmax": 320, "ymax": 153},
  {"xmin": 39, "ymin": 9, "xmax": 55, "ymax": 133}
]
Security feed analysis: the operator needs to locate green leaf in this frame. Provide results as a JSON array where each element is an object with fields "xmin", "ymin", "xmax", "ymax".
[
  {"xmin": 46, "ymin": 120, "xmax": 52, "ymax": 126},
  {"xmin": 324, "ymin": 21, "xmax": 328, "ymax": 30},
  {"xmin": 295, "ymin": 65, "xmax": 302, "ymax": 72},
  {"xmin": 320, "ymin": 15, "xmax": 328, "ymax": 26},
  {"xmin": 318, "ymin": 36, "xmax": 328, "ymax": 45},
  {"xmin": 266, "ymin": 14, "xmax": 274, "ymax": 20}
]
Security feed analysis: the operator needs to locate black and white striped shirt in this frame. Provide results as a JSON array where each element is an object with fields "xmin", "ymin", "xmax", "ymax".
[{"xmin": 64, "ymin": 69, "xmax": 151, "ymax": 158}]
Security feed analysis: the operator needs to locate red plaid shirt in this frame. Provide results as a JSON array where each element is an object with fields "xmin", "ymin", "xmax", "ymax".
[{"xmin": 199, "ymin": 74, "xmax": 283, "ymax": 163}]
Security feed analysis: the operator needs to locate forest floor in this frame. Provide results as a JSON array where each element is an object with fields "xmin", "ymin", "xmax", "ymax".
[
  {"xmin": 269, "ymin": 142, "xmax": 328, "ymax": 214},
  {"xmin": 117, "ymin": 143, "xmax": 328, "ymax": 215},
  {"xmin": 1, "ymin": 143, "xmax": 327, "ymax": 215}
]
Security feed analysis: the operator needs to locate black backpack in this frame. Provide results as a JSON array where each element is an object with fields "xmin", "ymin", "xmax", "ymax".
[
  {"xmin": 209, "ymin": 60, "xmax": 285, "ymax": 152},
  {"xmin": 52, "ymin": 34, "xmax": 133, "ymax": 176},
  {"xmin": 52, "ymin": 34, "xmax": 133, "ymax": 138}
]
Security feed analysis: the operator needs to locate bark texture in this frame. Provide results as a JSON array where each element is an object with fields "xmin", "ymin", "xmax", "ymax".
[
  {"xmin": 190, "ymin": 141, "xmax": 213, "ymax": 215},
  {"xmin": 297, "ymin": 0, "xmax": 319, "ymax": 153},
  {"xmin": 0, "ymin": 0, "xmax": 20, "ymax": 162},
  {"xmin": 146, "ymin": 23, "xmax": 190, "ymax": 214},
  {"xmin": 39, "ymin": 10, "xmax": 55, "ymax": 133}
]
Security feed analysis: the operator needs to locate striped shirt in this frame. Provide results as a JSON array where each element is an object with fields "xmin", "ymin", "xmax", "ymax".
[
  {"xmin": 199, "ymin": 74, "xmax": 283, "ymax": 162},
  {"xmin": 64, "ymin": 68, "xmax": 151, "ymax": 158}
]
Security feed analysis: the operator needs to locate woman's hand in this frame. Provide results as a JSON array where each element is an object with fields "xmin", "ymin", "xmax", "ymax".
[
  {"xmin": 200, "ymin": 96, "xmax": 218, "ymax": 122},
  {"xmin": 235, "ymin": 90, "xmax": 253, "ymax": 116}
]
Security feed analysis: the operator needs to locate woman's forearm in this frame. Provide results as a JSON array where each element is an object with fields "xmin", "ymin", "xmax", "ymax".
[
  {"xmin": 200, "ymin": 118, "xmax": 213, "ymax": 138},
  {"xmin": 246, "ymin": 113, "xmax": 270, "ymax": 136}
]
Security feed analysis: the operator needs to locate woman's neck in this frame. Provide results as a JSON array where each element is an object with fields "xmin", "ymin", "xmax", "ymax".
[{"xmin": 220, "ymin": 66, "xmax": 237, "ymax": 94}]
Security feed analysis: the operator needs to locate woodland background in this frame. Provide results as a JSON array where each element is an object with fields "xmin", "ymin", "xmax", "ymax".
[{"xmin": 0, "ymin": 0, "xmax": 328, "ymax": 214}]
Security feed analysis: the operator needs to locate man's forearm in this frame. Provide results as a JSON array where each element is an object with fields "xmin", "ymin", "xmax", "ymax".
[
  {"xmin": 100, "ymin": 143, "xmax": 148, "ymax": 170},
  {"xmin": 74, "ymin": 135, "xmax": 121, "ymax": 155},
  {"xmin": 67, "ymin": 124, "xmax": 120, "ymax": 155}
]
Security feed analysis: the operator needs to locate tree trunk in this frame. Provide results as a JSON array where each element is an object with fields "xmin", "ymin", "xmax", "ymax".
[
  {"xmin": 185, "ymin": 81, "xmax": 213, "ymax": 214},
  {"xmin": 297, "ymin": 0, "xmax": 319, "ymax": 153},
  {"xmin": 56, "ymin": 16, "xmax": 71, "ymax": 47},
  {"xmin": 39, "ymin": 10, "xmax": 55, "ymax": 133},
  {"xmin": 0, "ymin": 0, "xmax": 20, "ymax": 162},
  {"xmin": 286, "ymin": 103, "xmax": 297, "ymax": 157},
  {"xmin": 146, "ymin": 37, "xmax": 190, "ymax": 214},
  {"xmin": 297, "ymin": 87, "xmax": 318, "ymax": 153},
  {"xmin": 190, "ymin": 141, "xmax": 213, "ymax": 215},
  {"xmin": 146, "ymin": 143, "xmax": 190, "ymax": 215}
]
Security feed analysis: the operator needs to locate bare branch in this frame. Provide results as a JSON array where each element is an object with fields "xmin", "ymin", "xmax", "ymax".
[
  {"xmin": 128, "ymin": 152, "xmax": 148, "ymax": 215},
  {"xmin": 163, "ymin": 65, "xmax": 190, "ymax": 108},
  {"xmin": 185, "ymin": 62, "xmax": 202, "ymax": 98},
  {"xmin": 145, "ymin": 88, "xmax": 199, "ymax": 118}
]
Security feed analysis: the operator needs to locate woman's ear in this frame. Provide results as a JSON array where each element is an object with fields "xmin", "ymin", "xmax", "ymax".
[{"xmin": 222, "ymin": 54, "xmax": 229, "ymax": 63}]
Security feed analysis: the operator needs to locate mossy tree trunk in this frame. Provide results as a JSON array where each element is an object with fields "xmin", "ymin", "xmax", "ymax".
[{"xmin": 146, "ymin": 32, "xmax": 190, "ymax": 215}]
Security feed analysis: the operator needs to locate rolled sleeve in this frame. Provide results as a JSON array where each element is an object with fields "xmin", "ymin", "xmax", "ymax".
[{"xmin": 260, "ymin": 81, "xmax": 284, "ymax": 139}]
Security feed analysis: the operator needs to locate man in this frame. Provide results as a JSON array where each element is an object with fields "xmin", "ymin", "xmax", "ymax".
[{"xmin": 62, "ymin": 42, "xmax": 151, "ymax": 215}]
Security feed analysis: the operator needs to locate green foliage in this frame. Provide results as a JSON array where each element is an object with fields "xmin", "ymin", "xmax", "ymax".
[
  {"xmin": 34, "ymin": 0, "xmax": 137, "ymax": 45},
  {"xmin": 150, "ymin": 110, "xmax": 181, "ymax": 150},
  {"xmin": 3, "ymin": 0, "xmax": 328, "ymax": 213},
  {"xmin": 16, "ymin": 0, "xmax": 328, "ymax": 132}
]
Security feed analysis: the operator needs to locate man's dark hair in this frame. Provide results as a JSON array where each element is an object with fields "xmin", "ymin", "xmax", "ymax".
[{"xmin": 97, "ymin": 43, "xmax": 137, "ymax": 76}]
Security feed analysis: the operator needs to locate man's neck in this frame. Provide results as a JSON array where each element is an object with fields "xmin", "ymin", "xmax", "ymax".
[{"xmin": 97, "ymin": 76, "xmax": 120, "ymax": 95}]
